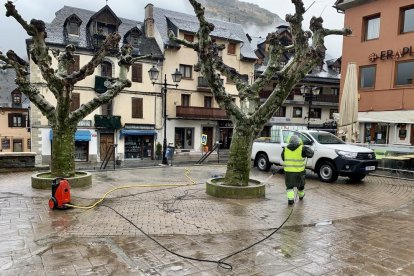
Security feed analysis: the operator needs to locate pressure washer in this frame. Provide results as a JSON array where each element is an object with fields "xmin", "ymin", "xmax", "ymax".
[{"xmin": 48, "ymin": 178, "xmax": 71, "ymax": 209}]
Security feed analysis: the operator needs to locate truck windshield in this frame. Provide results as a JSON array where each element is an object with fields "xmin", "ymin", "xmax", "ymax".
[{"xmin": 309, "ymin": 132, "xmax": 345, "ymax": 144}]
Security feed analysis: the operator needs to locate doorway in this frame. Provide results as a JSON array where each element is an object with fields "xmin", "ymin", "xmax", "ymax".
[
  {"xmin": 202, "ymin": 127, "xmax": 214, "ymax": 150},
  {"xmin": 100, "ymin": 133, "xmax": 115, "ymax": 161}
]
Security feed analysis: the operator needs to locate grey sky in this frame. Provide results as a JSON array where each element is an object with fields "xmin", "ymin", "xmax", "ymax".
[{"xmin": 0, "ymin": 0, "xmax": 344, "ymax": 58}]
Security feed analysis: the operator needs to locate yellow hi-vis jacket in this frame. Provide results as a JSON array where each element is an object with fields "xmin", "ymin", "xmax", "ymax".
[{"xmin": 284, "ymin": 145, "xmax": 305, "ymax": 173}]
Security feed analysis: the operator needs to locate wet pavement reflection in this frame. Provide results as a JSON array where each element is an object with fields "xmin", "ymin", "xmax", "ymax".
[{"xmin": 0, "ymin": 166, "xmax": 413, "ymax": 275}]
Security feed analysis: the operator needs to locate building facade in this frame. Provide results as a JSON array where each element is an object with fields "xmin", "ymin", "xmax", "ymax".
[
  {"xmin": 148, "ymin": 5, "xmax": 257, "ymax": 152},
  {"xmin": 336, "ymin": 0, "xmax": 414, "ymax": 145},
  {"xmin": 29, "ymin": 3, "xmax": 256, "ymax": 165},
  {"xmin": 0, "ymin": 67, "xmax": 30, "ymax": 152},
  {"xmin": 251, "ymin": 25, "xmax": 341, "ymax": 136},
  {"xmin": 29, "ymin": 5, "xmax": 163, "ymax": 165}
]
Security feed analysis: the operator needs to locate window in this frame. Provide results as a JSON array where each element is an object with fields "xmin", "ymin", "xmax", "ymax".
[
  {"xmin": 330, "ymin": 109, "xmax": 338, "ymax": 119},
  {"xmin": 396, "ymin": 60, "xmax": 414, "ymax": 85},
  {"xmin": 330, "ymin": 88, "xmax": 339, "ymax": 96},
  {"xmin": 274, "ymin": 106, "xmax": 286, "ymax": 117},
  {"xmin": 27, "ymin": 139, "xmax": 31, "ymax": 150},
  {"xmin": 181, "ymin": 94, "xmax": 190, "ymax": 106},
  {"xmin": 101, "ymin": 100, "xmax": 113, "ymax": 116},
  {"xmin": 310, "ymin": 108, "xmax": 322, "ymax": 119},
  {"xmin": 332, "ymin": 66, "xmax": 341, "ymax": 74},
  {"xmin": 184, "ymin": 33, "xmax": 194, "ymax": 42},
  {"xmin": 68, "ymin": 55, "xmax": 80, "ymax": 74},
  {"xmin": 13, "ymin": 139, "xmax": 23, "ymax": 152},
  {"xmin": 293, "ymin": 107, "xmax": 302, "ymax": 118},
  {"xmin": 132, "ymin": 98, "xmax": 143, "ymax": 118},
  {"xmin": 128, "ymin": 34, "xmax": 139, "ymax": 47},
  {"xmin": 12, "ymin": 90, "xmax": 21, "ymax": 104},
  {"xmin": 132, "ymin": 63, "xmax": 143, "ymax": 83},
  {"xmin": 364, "ymin": 14, "xmax": 380, "ymax": 41},
  {"xmin": 360, "ymin": 65, "xmax": 376, "ymax": 89},
  {"xmin": 204, "ymin": 96, "xmax": 212, "ymax": 108},
  {"xmin": 179, "ymin": 64, "xmax": 192, "ymax": 79},
  {"xmin": 68, "ymin": 21, "xmax": 80, "ymax": 36},
  {"xmin": 70, "ymin": 93, "xmax": 80, "ymax": 112},
  {"xmin": 227, "ymin": 42, "xmax": 236, "ymax": 55},
  {"xmin": 97, "ymin": 22, "xmax": 116, "ymax": 35},
  {"xmin": 400, "ymin": 6, "xmax": 414, "ymax": 34},
  {"xmin": 101, "ymin": 61, "xmax": 112, "ymax": 77},
  {"xmin": 8, "ymin": 113, "xmax": 25, "ymax": 127},
  {"xmin": 175, "ymin": 128, "xmax": 194, "ymax": 149}
]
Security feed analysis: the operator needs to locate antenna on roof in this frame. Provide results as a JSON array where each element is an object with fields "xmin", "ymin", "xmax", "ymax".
[{"xmin": 105, "ymin": 0, "xmax": 108, "ymax": 5}]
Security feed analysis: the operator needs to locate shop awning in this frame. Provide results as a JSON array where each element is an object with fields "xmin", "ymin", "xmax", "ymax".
[
  {"xmin": 358, "ymin": 110, "xmax": 414, "ymax": 124},
  {"xmin": 120, "ymin": 129, "xmax": 157, "ymax": 136},
  {"xmin": 49, "ymin": 130, "xmax": 91, "ymax": 141}
]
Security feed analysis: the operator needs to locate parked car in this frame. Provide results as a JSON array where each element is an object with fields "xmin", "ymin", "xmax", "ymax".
[{"xmin": 251, "ymin": 127, "xmax": 378, "ymax": 182}]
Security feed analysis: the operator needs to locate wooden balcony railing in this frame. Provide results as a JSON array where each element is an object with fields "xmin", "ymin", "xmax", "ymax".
[{"xmin": 176, "ymin": 106, "xmax": 228, "ymax": 120}]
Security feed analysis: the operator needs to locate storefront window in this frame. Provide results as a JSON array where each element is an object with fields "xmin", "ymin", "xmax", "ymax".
[
  {"xmin": 175, "ymin": 128, "xmax": 194, "ymax": 149},
  {"xmin": 74, "ymin": 141, "xmax": 88, "ymax": 161},
  {"xmin": 125, "ymin": 136, "xmax": 141, "ymax": 159},
  {"xmin": 364, "ymin": 123, "xmax": 387, "ymax": 144}
]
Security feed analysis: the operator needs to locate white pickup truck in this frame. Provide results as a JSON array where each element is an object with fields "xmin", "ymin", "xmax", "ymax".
[{"xmin": 251, "ymin": 127, "xmax": 378, "ymax": 182}]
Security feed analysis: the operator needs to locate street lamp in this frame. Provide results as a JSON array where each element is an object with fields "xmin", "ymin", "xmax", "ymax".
[
  {"xmin": 148, "ymin": 65, "xmax": 182, "ymax": 165},
  {"xmin": 300, "ymin": 85, "xmax": 320, "ymax": 129}
]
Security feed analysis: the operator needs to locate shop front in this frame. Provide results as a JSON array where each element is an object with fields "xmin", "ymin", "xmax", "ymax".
[
  {"xmin": 49, "ymin": 129, "xmax": 91, "ymax": 162},
  {"xmin": 120, "ymin": 125, "xmax": 157, "ymax": 160},
  {"xmin": 218, "ymin": 121, "xmax": 234, "ymax": 149}
]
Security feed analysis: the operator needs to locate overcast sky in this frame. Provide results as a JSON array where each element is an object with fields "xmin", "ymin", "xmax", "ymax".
[{"xmin": 0, "ymin": 0, "xmax": 344, "ymax": 58}]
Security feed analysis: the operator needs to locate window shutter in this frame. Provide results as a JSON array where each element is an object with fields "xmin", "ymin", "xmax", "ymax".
[
  {"xmin": 132, "ymin": 98, "xmax": 143, "ymax": 118},
  {"xmin": 70, "ymin": 93, "xmax": 80, "ymax": 111},
  {"xmin": 8, "ymin": 113, "xmax": 13, "ymax": 127},
  {"xmin": 68, "ymin": 55, "xmax": 80, "ymax": 74},
  {"xmin": 132, "ymin": 63, "xmax": 143, "ymax": 83}
]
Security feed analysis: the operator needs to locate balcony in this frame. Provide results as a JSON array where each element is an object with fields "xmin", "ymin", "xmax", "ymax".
[
  {"xmin": 176, "ymin": 106, "xmax": 228, "ymax": 120},
  {"xmin": 314, "ymin": 94, "xmax": 339, "ymax": 103},
  {"xmin": 94, "ymin": 114, "xmax": 122, "ymax": 130}
]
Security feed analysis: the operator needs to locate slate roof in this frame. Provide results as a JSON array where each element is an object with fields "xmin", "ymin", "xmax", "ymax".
[
  {"xmin": 153, "ymin": 7, "xmax": 257, "ymax": 60},
  {"xmin": 44, "ymin": 5, "xmax": 162, "ymax": 57},
  {"xmin": 0, "ymin": 67, "xmax": 29, "ymax": 108}
]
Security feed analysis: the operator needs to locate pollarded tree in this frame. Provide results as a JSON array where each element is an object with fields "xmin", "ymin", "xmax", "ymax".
[
  {"xmin": 0, "ymin": 2, "xmax": 149, "ymax": 177},
  {"xmin": 171, "ymin": 0, "xmax": 351, "ymax": 186}
]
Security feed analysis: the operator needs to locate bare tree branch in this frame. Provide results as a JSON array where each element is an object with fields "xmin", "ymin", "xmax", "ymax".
[
  {"xmin": 69, "ymin": 33, "xmax": 122, "ymax": 84},
  {"xmin": 168, "ymin": 30, "xmax": 198, "ymax": 49},
  {"xmin": 68, "ymin": 79, "xmax": 130, "ymax": 124}
]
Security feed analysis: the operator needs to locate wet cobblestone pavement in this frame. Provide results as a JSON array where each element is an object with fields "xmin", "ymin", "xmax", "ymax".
[{"xmin": 0, "ymin": 165, "xmax": 413, "ymax": 275}]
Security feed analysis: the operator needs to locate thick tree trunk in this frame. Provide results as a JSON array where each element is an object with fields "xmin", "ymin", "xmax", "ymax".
[
  {"xmin": 224, "ymin": 122, "xmax": 255, "ymax": 186},
  {"xmin": 50, "ymin": 126, "xmax": 76, "ymax": 177}
]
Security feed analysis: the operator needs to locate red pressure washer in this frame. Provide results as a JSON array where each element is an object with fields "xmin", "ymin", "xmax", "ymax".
[{"xmin": 48, "ymin": 178, "xmax": 71, "ymax": 209}]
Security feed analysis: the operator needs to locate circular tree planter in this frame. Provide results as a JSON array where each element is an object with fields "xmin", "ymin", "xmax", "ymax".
[
  {"xmin": 206, "ymin": 178, "xmax": 265, "ymax": 199},
  {"xmin": 31, "ymin": 171, "xmax": 92, "ymax": 189}
]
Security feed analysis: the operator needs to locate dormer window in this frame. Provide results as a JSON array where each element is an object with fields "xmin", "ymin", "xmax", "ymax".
[
  {"xmin": 97, "ymin": 22, "xmax": 116, "ymax": 35},
  {"xmin": 68, "ymin": 22, "xmax": 79, "ymax": 36},
  {"xmin": 11, "ymin": 90, "xmax": 21, "ymax": 105},
  {"xmin": 332, "ymin": 66, "xmax": 341, "ymax": 74},
  {"xmin": 65, "ymin": 14, "xmax": 82, "ymax": 36}
]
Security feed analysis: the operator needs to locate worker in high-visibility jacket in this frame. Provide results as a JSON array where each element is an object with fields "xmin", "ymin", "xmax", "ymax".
[{"xmin": 281, "ymin": 135, "xmax": 314, "ymax": 205}]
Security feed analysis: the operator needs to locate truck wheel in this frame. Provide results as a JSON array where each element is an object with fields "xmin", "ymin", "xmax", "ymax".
[
  {"xmin": 256, "ymin": 154, "xmax": 271, "ymax": 171},
  {"xmin": 348, "ymin": 174, "xmax": 366, "ymax": 182},
  {"xmin": 317, "ymin": 161, "xmax": 338, "ymax": 183}
]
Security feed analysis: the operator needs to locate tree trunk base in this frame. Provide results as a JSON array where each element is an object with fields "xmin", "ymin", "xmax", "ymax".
[
  {"xmin": 31, "ymin": 171, "xmax": 92, "ymax": 189},
  {"xmin": 206, "ymin": 178, "xmax": 265, "ymax": 199}
]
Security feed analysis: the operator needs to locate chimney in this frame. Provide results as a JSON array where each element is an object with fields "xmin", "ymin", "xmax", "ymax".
[{"xmin": 145, "ymin": 4, "xmax": 154, "ymax": 38}]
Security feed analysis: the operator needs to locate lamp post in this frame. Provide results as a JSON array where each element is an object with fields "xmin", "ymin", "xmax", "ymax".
[
  {"xmin": 300, "ymin": 85, "xmax": 320, "ymax": 129},
  {"xmin": 148, "ymin": 66, "xmax": 182, "ymax": 165}
]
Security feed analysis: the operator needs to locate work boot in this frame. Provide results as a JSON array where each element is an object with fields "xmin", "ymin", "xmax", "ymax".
[
  {"xmin": 298, "ymin": 189, "xmax": 305, "ymax": 200},
  {"xmin": 286, "ymin": 189, "xmax": 294, "ymax": 205}
]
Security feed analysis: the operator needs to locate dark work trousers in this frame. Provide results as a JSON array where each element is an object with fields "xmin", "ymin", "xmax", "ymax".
[{"xmin": 284, "ymin": 171, "xmax": 306, "ymax": 190}]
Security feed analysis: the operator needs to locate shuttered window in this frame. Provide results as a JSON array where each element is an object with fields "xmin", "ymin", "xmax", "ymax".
[
  {"xmin": 132, "ymin": 63, "xmax": 143, "ymax": 83},
  {"xmin": 132, "ymin": 98, "xmax": 143, "ymax": 118},
  {"xmin": 227, "ymin": 42, "xmax": 236, "ymax": 55},
  {"xmin": 70, "ymin": 93, "xmax": 80, "ymax": 111},
  {"xmin": 68, "ymin": 55, "xmax": 80, "ymax": 74},
  {"xmin": 8, "ymin": 113, "xmax": 26, "ymax": 127}
]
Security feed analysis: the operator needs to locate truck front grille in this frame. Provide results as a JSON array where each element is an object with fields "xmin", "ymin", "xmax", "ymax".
[{"xmin": 357, "ymin": 152, "xmax": 376, "ymax": 160}]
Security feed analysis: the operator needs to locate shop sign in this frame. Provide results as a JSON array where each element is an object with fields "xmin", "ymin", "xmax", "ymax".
[
  {"xmin": 369, "ymin": 46, "xmax": 414, "ymax": 62},
  {"xmin": 124, "ymin": 124, "xmax": 155, "ymax": 130},
  {"xmin": 219, "ymin": 121, "xmax": 234, "ymax": 128}
]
